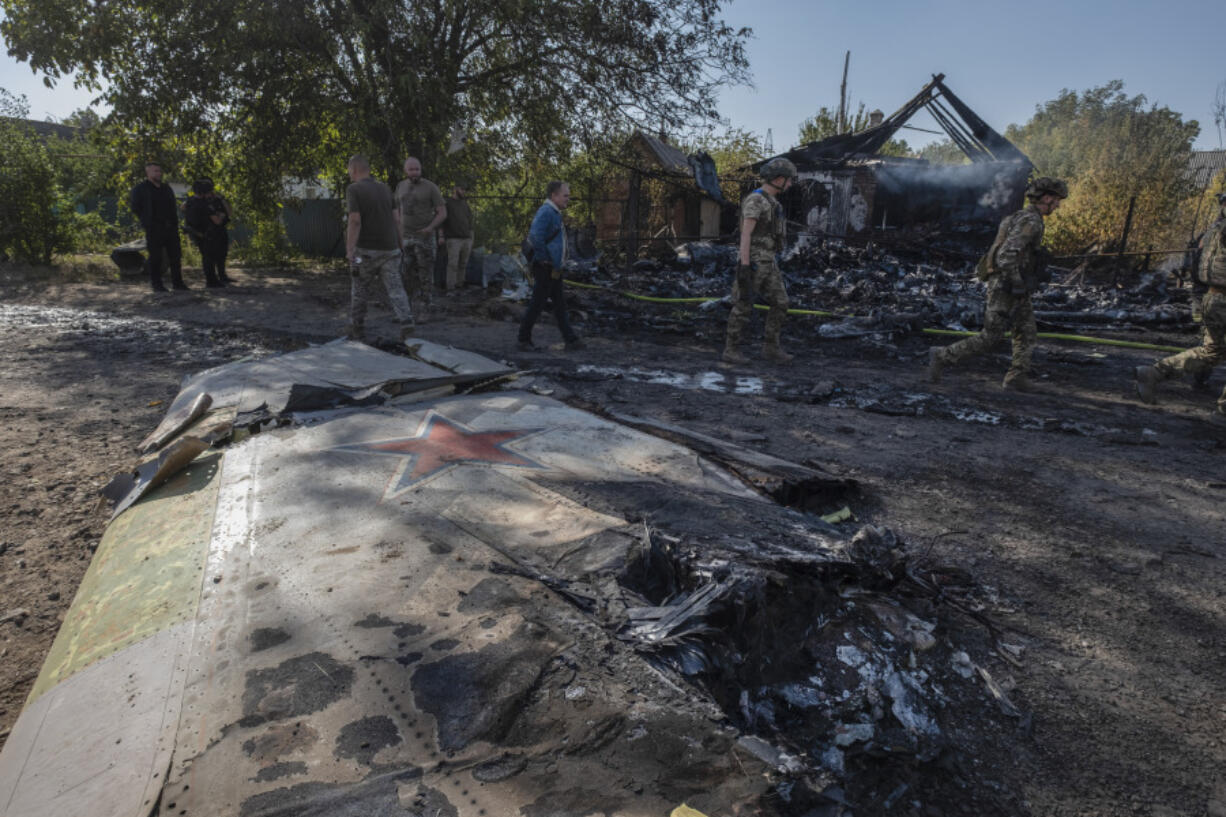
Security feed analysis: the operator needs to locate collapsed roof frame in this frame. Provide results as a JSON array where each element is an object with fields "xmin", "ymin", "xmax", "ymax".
[{"xmin": 781, "ymin": 73, "xmax": 1032, "ymax": 168}]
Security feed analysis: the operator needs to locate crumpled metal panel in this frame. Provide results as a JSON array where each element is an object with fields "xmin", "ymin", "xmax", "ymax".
[
  {"xmin": 167, "ymin": 339, "xmax": 504, "ymax": 420},
  {"xmin": 162, "ymin": 394, "xmax": 767, "ymax": 816},
  {"xmin": 0, "ymin": 622, "xmax": 194, "ymax": 817},
  {"xmin": 28, "ymin": 452, "xmax": 222, "ymax": 701},
  {"xmin": 2, "ymin": 345, "xmax": 777, "ymax": 817}
]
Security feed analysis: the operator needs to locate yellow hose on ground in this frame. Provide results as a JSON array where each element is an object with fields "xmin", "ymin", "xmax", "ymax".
[{"xmin": 562, "ymin": 279, "xmax": 1190, "ymax": 354}]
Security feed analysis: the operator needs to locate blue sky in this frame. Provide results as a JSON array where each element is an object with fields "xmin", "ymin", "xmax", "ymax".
[
  {"xmin": 2, "ymin": 0, "xmax": 1224, "ymax": 152},
  {"xmin": 715, "ymin": 0, "xmax": 1225, "ymax": 152}
]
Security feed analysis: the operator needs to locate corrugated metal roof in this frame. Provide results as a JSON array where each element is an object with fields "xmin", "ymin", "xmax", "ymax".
[
  {"xmin": 1189, "ymin": 149, "xmax": 1226, "ymax": 188},
  {"xmin": 632, "ymin": 131, "xmax": 693, "ymax": 176},
  {"xmin": 1, "ymin": 117, "xmax": 81, "ymax": 140}
]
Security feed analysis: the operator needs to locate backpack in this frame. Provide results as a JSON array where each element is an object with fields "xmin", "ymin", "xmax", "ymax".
[
  {"xmin": 1197, "ymin": 221, "xmax": 1226, "ymax": 287},
  {"xmin": 975, "ymin": 211, "xmax": 1019, "ymax": 282}
]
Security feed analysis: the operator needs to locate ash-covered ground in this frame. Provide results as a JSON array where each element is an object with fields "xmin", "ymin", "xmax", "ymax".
[{"xmin": 1, "ymin": 251, "xmax": 1223, "ymax": 817}]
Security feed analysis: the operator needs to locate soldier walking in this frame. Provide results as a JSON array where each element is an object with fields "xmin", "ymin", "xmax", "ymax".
[
  {"xmin": 344, "ymin": 154, "xmax": 416, "ymax": 342},
  {"xmin": 394, "ymin": 157, "xmax": 447, "ymax": 314},
  {"xmin": 723, "ymin": 157, "xmax": 796, "ymax": 365},
  {"xmin": 928, "ymin": 176, "xmax": 1068, "ymax": 391},
  {"xmin": 1134, "ymin": 192, "xmax": 1226, "ymax": 419}
]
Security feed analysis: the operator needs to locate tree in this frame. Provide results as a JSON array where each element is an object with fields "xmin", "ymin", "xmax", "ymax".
[
  {"xmin": 915, "ymin": 139, "xmax": 969, "ymax": 166},
  {"xmin": 0, "ymin": 89, "xmax": 77, "ymax": 263},
  {"xmin": 796, "ymin": 104, "xmax": 911, "ymax": 157},
  {"xmin": 2, "ymin": 0, "xmax": 751, "ymax": 223},
  {"xmin": 1004, "ymin": 81, "xmax": 1200, "ymax": 255}
]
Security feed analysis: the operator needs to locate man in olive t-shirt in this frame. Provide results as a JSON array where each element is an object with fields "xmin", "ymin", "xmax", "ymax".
[
  {"xmin": 442, "ymin": 183, "xmax": 474, "ymax": 291},
  {"xmin": 394, "ymin": 157, "xmax": 446, "ymax": 309},
  {"xmin": 345, "ymin": 154, "xmax": 415, "ymax": 341}
]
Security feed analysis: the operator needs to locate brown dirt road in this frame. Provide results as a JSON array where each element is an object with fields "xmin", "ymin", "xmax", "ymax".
[{"xmin": 1, "ymin": 260, "xmax": 1224, "ymax": 816}]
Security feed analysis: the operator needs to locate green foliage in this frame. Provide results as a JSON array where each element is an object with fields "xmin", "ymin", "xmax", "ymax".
[
  {"xmin": 232, "ymin": 211, "xmax": 297, "ymax": 267},
  {"xmin": 0, "ymin": 90, "xmax": 77, "ymax": 263},
  {"xmin": 915, "ymin": 139, "xmax": 970, "ymax": 166},
  {"xmin": 1, "ymin": 0, "xmax": 751, "ymax": 236},
  {"xmin": 797, "ymin": 104, "xmax": 911, "ymax": 156},
  {"xmin": 688, "ymin": 127, "xmax": 764, "ymax": 200},
  {"xmin": 1004, "ymin": 81, "xmax": 1200, "ymax": 254},
  {"xmin": 69, "ymin": 209, "xmax": 115, "ymax": 253}
]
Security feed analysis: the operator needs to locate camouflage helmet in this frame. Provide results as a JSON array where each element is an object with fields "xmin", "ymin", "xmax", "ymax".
[
  {"xmin": 760, "ymin": 157, "xmax": 798, "ymax": 182},
  {"xmin": 1026, "ymin": 176, "xmax": 1068, "ymax": 200}
]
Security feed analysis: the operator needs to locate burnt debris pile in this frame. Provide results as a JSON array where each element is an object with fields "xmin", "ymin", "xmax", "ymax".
[
  {"xmin": 565, "ymin": 237, "xmax": 1200, "ymax": 343},
  {"xmin": 611, "ymin": 523, "xmax": 1029, "ymax": 815}
]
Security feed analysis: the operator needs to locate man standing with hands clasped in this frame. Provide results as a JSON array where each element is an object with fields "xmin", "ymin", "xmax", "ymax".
[
  {"xmin": 395, "ymin": 157, "xmax": 446, "ymax": 314},
  {"xmin": 345, "ymin": 154, "xmax": 416, "ymax": 343},
  {"xmin": 129, "ymin": 161, "xmax": 187, "ymax": 292}
]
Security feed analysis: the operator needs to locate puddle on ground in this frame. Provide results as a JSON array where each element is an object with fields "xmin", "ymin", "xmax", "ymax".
[{"xmin": 576, "ymin": 364, "xmax": 764, "ymax": 395}]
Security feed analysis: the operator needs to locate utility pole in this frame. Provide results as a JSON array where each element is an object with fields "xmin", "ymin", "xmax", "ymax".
[
  {"xmin": 1114, "ymin": 194, "xmax": 1137, "ymax": 288},
  {"xmin": 837, "ymin": 51, "xmax": 850, "ymax": 134}
]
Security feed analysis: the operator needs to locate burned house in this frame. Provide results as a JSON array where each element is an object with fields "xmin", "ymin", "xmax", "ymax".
[
  {"xmin": 597, "ymin": 131, "xmax": 730, "ymax": 258},
  {"xmin": 768, "ymin": 75, "xmax": 1033, "ymax": 244}
]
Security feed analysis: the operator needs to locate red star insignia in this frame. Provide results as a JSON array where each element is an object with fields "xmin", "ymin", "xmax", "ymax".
[{"xmin": 330, "ymin": 411, "xmax": 544, "ymax": 497}]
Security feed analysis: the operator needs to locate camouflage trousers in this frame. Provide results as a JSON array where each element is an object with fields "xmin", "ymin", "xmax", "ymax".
[
  {"xmin": 935, "ymin": 280, "xmax": 1036, "ymax": 384},
  {"xmin": 1155, "ymin": 290, "xmax": 1226, "ymax": 412},
  {"xmin": 401, "ymin": 234, "xmax": 436, "ymax": 307},
  {"xmin": 725, "ymin": 258, "xmax": 789, "ymax": 348},
  {"xmin": 350, "ymin": 248, "xmax": 414, "ymax": 335}
]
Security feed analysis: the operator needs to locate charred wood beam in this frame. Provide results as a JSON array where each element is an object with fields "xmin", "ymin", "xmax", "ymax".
[
  {"xmin": 934, "ymin": 80, "xmax": 1031, "ymax": 165},
  {"xmin": 923, "ymin": 101, "xmax": 983, "ymax": 161},
  {"xmin": 881, "ymin": 73, "xmax": 944, "ymax": 126},
  {"xmin": 927, "ymin": 97, "xmax": 993, "ymax": 162},
  {"xmin": 927, "ymin": 96, "xmax": 989, "ymax": 154}
]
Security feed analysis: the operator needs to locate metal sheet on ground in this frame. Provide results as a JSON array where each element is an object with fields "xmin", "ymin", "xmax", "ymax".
[
  {"xmin": 0, "ymin": 622, "xmax": 194, "ymax": 817},
  {"xmin": 161, "ymin": 394, "xmax": 767, "ymax": 816},
  {"xmin": 404, "ymin": 339, "xmax": 514, "ymax": 375},
  {"xmin": 169, "ymin": 340, "xmax": 509, "ymax": 418},
  {"xmin": 28, "ymin": 452, "xmax": 221, "ymax": 701},
  {"xmin": 1, "ymin": 346, "xmax": 783, "ymax": 817}
]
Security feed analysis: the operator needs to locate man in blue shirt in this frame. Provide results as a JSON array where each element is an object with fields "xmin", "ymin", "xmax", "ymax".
[{"xmin": 517, "ymin": 180, "xmax": 584, "ymax": 351}]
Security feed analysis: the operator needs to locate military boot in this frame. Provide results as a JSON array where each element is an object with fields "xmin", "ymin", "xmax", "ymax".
[
  {"xmin": 722, "ymin": 344, "xmax": 749, "ymax": 366},
  {"xmin": 1134, "ymin": 365, "xmax": 1160, "ymax": 404},
  {"xmin": 763, "ymin": 344, "xmax": 794, "ymax": 364},
  {"xmin": 927, "ymin": 348, "xmax": 945, "ymax": 384},
  {"xmin": 1002, "ymin": 372, "xmax": 1032, "ymax": 392}
]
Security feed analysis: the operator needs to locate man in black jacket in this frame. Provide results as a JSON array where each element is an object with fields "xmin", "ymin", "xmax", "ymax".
[
  {"xmin": 184, "ymin": 178, "xmax": 232, "ymax": 288},
  {"xmin": 129, "ymin": 161, "xmax": 186, "ymax": 291}
]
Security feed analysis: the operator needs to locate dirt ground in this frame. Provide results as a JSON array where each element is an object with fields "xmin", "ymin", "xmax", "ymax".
[{"xmin": 1, "ymin": 257, "xmax": 1224, "ymax": 816}]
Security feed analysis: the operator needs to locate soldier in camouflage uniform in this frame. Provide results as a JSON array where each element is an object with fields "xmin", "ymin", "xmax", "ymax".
[
  {"xmin": 723, "ymin": 157, "xmax": 796, "ymax": 365},
  {"xmin": 1134, "ymin": 192, "xmax": 1226, "ymax": 418},
  {"xmin": 929, "ymin": 176, "xmax": 1068, "ymax": 391},
  {"xmin": 394, "ymin": 157, "xmax": 447, "ymax": 313}
]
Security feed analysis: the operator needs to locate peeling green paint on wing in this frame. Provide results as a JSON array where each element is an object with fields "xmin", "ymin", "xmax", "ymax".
[{"xmin": 28, "ymin": 452, "xmax": 222, "ymax": 703}]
